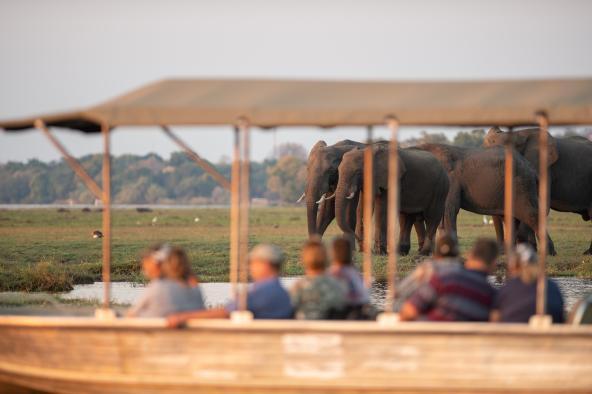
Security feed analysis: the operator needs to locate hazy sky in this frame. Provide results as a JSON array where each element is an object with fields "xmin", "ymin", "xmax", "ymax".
[{"xmin": 1, "ymin": 0, "xmax": 591, "ymax": 163}]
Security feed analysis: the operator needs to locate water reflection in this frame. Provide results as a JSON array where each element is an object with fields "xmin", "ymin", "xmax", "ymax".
[{"xmin": 63, "ymin": 276, "xmax": 592, "ymax": 311}]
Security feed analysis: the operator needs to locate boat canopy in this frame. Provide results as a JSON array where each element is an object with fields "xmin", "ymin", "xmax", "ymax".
[{"xmin": 2, "ymin": 78, "xmax": 592, "ymax": 132}]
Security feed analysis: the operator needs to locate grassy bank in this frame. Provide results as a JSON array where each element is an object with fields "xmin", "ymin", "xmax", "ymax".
[{"xmin": 0, "ymin": 207, "xmax": 590, "ymax": 292}]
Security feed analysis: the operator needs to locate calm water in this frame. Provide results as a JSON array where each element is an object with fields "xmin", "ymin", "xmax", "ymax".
[{"xmin": 63, "ymin": 277, "xmax": 592, "ymax": 311}]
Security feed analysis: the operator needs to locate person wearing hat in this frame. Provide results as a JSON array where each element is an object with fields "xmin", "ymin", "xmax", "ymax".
[
  {"xmin": 392, "ymin": 232, "xmax": 462, "ymax": 312},
  {"xmin": 167, "ymin": 244, "xmax": 293, "ymax": 327},
  {"xmin": 491, "ymin": 244, "xmax": 565, "ymax": 323}
]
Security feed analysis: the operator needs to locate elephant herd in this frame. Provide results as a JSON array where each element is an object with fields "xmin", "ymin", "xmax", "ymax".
[{"xmin": 300, "ymin": 127, "xmax": 592, "ymax": 256}]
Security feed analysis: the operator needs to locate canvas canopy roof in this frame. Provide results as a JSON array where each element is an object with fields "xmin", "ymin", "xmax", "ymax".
[{"xmin": 1, "ymin": 78, "xmax": 592, "ymax": 132}]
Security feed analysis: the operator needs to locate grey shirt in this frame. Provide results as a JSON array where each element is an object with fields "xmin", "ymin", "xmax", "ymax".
[{"xmin": 128, "ymin": 279, "xmax": 205, "ymax": 318}]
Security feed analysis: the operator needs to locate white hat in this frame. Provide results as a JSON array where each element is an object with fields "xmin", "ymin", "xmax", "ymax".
[{"xmin": 249, "ymin": 244, "xmax": 285, "ymax": 267}]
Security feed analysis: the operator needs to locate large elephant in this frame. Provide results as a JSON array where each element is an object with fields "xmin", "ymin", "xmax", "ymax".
[
  {"xmin": 484, "ymin": 127, "xmax": 592, "ymax": 255},
  {"xmin": 301, "ymin": 140, "xmax": 426, "ymax": 251},
  {"xmin": 416, "ymin": 143, "xmax": 557, "ymax": 255},
  {"xmin": 302, "ymin": 140, "xmax": 365, "ymax": 241},
  {"xmin": 334, "ymin": 146, "xmax": 449, "ymax": 255}
]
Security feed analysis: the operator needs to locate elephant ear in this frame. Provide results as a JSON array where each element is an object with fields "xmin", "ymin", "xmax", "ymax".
[{"xmin": 523, "ymin": 130, "xmax": 559, "ymax": 169}]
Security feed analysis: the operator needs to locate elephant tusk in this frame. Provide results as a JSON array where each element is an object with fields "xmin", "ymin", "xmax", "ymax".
[
  {"xmin": 296, "ymin": 193, "xmax": 306, "ymax": 203},
  {"xmin": 324, "ymin": 193, "xmax": 335, "ymax": 201},
  {"xmin": 345, "ymin": 191, "xmax": 356, "ymax": 200},
  {"xmin": 316, "ymin": 195, "xmax": 326, "ymax": 205}
]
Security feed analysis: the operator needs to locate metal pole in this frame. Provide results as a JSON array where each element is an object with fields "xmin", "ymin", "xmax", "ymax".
[
  {"xmin": 362, "ymin": 126, "xmax": 374, "ymax": 288},
  {"xmin": 535, "ymin": 112, "xmax": 549, "ymax": 316},
  {"xmin": 230, "ymin": 127, "xmax": 241, "ymax": 299},
  {"xmin": 504, "ymin": 128, "xmax": 515, "ymax": 268},
  {"xmin": 162, "ymin": 126, "xmax": 231, "ymax": 190},
  {"xmin": 101, "ymin": 122, "xmax": 112, "ymax": 310},
  {"xmin": 386, "ymin": 117, "xmax": 400, "ymax": 311},
  {"xmin": 238, "ymin": 118, "xmax": 251, "ymax": 311},
  {"xmin": 34, "ymin": 119, "xmax": 103, "ymax": 200}
]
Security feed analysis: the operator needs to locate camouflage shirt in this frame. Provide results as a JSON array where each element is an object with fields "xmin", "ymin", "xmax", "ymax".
[{"xmin": 291, "ymin": 275, "xmax": 347, "ymax": 320}]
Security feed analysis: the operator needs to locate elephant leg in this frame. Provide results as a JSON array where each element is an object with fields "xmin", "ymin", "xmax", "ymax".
[
  {"xmin": 419, "ymin": 215, "xmax": 440, "ymax": 256},
  {"xmin": 355, "ymin": 192, "xmax": 363, "ymax": 251},
  {"xmin": 414, "ymin": 216, "xmax": 426, "ymax": 252},
  {"xmin": 584, "ymin": 207, "xmax": 592, "ymax": 255},
  {"xmin": 492, "ymin": 215, "xmax": 504, "ymax": 251},
  {"xmin": 443, "ymin": 180, "xmax": 461, "ymax": 238},
  {"xmin": 373, "ymin": 193, "xmax": 387, "ymax": 255},
  {"xmin": 398, "ymin": 213, "xmax": 413, "ymax": 256},
  {"xmin": 515, "ymin": 208, "xmax": 557, "ymax": 256},
  {"xmin": 316, "ymin": 199, "xmax": 336, "ymax": 238}
]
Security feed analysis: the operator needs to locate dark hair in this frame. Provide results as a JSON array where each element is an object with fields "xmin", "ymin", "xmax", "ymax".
[
  {"xmin": 331, "ymin": 236, "xmax": 352, "ymax": 265},
  {"xmin": 301, "ymin": 238, "xmax": 328, "ymax": 271},
  {"xmin": 469, "ymin": 238, "xmax": 499, "ymax": 267}
]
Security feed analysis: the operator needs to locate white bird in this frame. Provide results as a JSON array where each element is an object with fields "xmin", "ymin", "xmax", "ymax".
[
  {"xmin": 482, "ymin": 216, "xmax": 489, "ymax": 225},
  {"xmin": 194, "ymin": 217, "xmax": 200, "ymax": 223},
  {"xmin": 152, "ymin": 216, "xmax": 158, "ymax": 225}
]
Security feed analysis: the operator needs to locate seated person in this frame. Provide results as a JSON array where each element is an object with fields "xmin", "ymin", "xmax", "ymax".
[
  {"xmin": 491, "ymin": 244, "xmax": 565, "ymax": 323},
  {"xmin": 167, "ymin": 244, "xmax": 293, "ymax": 327},
  {"xmin": 127, "ymin": 244, "xmax": 205, "ymax": 318},
  {"xmin": 329, "ymin": 236, "xmax": 369, "ymax": 308},
  {"xmin": 393, "ymin": 232, "xmax": 461, "ymax": 312},
  {"xmin": 400, "ymin": 238, "xmax": 498, "ymax": 322},
  {"xmin": 291, "ymin": 239, "xmax": 347, "ymax": 320}
]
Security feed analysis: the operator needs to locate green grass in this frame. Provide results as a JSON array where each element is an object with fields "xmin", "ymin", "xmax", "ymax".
[{"xmin": 0, "ymin": 207, "xmax": 590, "ymax": 292}]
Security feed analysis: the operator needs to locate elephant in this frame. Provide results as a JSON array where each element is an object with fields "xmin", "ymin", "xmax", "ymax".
[
  {"xmin": 484, "ymin": 127, "xmax": 592, "ymax": 255},
  {"xmin": 301, "ymin": 140, "xmax": 426, "ymax": 251},
  {"xmin": 415, "ymin": 143, "xmax": 557, "ymax": 255},
  {"xmin": 334, "ymin": 146, "xmax": 449, "ymax": 255}
]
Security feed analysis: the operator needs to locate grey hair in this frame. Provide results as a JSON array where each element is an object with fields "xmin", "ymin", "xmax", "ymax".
[{"xmin": 509, "ymin": 243, "xmax": 539, "ymax": 284}]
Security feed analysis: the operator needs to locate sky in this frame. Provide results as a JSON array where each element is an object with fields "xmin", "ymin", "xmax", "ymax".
[{"xmin": 1, "ymin": 0, "xmax": 592, "ymax": 164}]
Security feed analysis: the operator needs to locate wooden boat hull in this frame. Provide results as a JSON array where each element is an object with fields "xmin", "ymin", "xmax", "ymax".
[{"xmin": 0, "ymin": 316, "xmax": 591, "ymax": 394}]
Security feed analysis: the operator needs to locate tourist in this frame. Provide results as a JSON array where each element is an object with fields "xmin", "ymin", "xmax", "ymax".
[
  {"xmin": 291, "ymin": 239, "xmax": 347, "ymax": 320},
  {"xmin": 166, "ymin": 244, "xmax": 293, "ymax": 327},
  {"xmin": 393, "ymin": 232, "xmax": 461, "ymax": 312},
  {"xmin": 491, "ymin": 244, "xmax": 565, "ymax": 323},
  {"xmin": 329, "ymin": 236, "xmax": 369, "ymax": 307},
  {"xmin": 399, "ymin": 238, "xmax": 498, "ymax": 322},
  {"xmin": 127, "ymin": 244, "xmax": 205, "ymax": 318}
]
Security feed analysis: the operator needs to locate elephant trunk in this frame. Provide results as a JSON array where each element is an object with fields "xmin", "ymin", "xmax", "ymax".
[
  {"xmin": 305, "ymin": 183, "xmax": 321, "ymax": 237},
  {"xmin": 335, "ymin": 181, "xmax": 355, "ymax": 237}
]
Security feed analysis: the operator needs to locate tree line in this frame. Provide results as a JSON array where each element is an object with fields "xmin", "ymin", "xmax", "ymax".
[{"xmin": 1, "ymin": 129, "xmax": 586, "ymax": 204}]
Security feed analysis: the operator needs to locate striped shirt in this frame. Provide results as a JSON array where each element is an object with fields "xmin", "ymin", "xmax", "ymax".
[{"xmin": 408, "ymin": 268, "xmax": 496, "ymax": 322}]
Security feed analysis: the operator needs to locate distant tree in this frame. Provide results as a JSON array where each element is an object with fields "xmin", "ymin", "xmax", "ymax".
[
  {"xmin": 402, "ymin": 131, "xmax": 450, "ymax": 147},
  {"xmin": 453, "ymin": 129, "xmax": 486, "ymax": 148},
  {"xmin": 276, "ymin": 143, "xmax": 307, "ymax": 161},
  {"xmin": 266, "ymin": 155, "xmax": 306, "ymax": 203}
]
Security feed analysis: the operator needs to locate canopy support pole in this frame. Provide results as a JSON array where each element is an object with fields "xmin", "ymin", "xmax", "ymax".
[
  {"xmin": 385, "ymin": 117, "xmax": 400, "ymax": 311},
  {"xmin": 533, "ymin": 112, "xmax": 551, "ymax": 325},
  {"xmin": 504, "ymin": 127, "xmax": 515, "ymax": 271},
  {"xmin": 237, "ymin": 118, "xmax": 251, "ymax": 318},
  {"xmin": 161, "ymin": 126, "xmax": 231, "ymax": 190},
  {"xmin": 362, "ymin": 126, "xmax": 374, "ymax": 288},
  {"xmin": 34, "ymin": 119, "xmax": 103, "ymax": 201},
  {"xmin": 100, "ymin": 122, "xmax": 112, "ymax": 313},
  {"xmin": 229, "ymin": 127, "xmax": 241, "ymax": 300}
]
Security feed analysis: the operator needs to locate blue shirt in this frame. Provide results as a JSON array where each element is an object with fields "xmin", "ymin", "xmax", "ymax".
[
  {"xmin": 226, "ymin": 277, "xmax": 293, "ymax": 319},
  {"xmin": 494, "ymin": 277, "xmax": 564, "ymax": 323}
]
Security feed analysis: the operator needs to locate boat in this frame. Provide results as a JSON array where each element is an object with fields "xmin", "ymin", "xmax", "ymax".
[{"xmin": 1, "ymin": 78, "xmax": 592, "ymax": 393}]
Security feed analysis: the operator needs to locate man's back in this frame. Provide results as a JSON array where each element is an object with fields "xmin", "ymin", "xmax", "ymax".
[{"xmin": 409, "ymin": 267, "xmax": 496, "ymax": 322}]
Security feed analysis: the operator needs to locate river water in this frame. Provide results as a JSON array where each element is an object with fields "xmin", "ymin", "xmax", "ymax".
[{"xmin": 62, "ymin": 276, "xmax": 592, "ymax": 312}]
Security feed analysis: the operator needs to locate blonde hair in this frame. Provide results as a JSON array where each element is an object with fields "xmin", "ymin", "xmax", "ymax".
[{"xmin": 161, "ymin": 247, "xmax": 193, "ymax": 282}]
